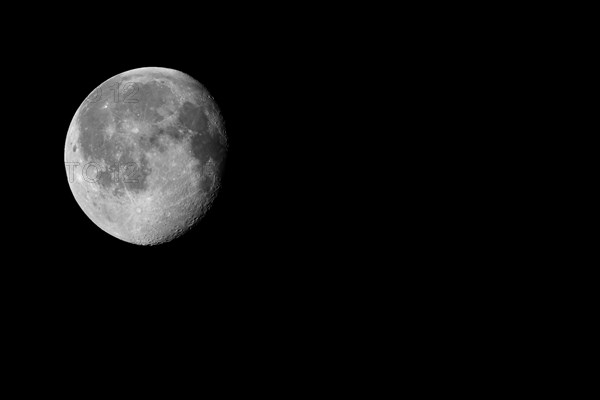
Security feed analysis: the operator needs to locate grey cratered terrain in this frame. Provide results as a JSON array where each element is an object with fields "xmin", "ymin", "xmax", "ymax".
[{"xmin": 64, "ymin": 67, "xmax": 227, "ymax": 245}]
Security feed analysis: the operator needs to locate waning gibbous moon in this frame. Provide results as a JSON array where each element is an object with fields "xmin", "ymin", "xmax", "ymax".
[{"xmin": 64, "ymin": 67, "xmax": 227, "ymax": 245}]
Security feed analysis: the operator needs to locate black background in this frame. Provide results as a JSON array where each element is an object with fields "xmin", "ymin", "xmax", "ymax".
[{"xmin": 0, "ymin": 6, "xmax": 541, "ymax": 385}]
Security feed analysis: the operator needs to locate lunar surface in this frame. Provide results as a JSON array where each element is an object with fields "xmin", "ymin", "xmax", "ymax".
[{"xmin": 64, "ymin": 67, "xmax": 227, "ymax": 245}]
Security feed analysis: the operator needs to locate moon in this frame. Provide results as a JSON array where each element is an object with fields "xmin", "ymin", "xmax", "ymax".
[{"xmin": 64, "ymin": 67, "xmax": 227, "ymax": 245}]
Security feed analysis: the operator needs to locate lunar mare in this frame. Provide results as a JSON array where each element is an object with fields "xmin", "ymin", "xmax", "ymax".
[{"xmin": 64, "ymin": 67, "xmax": 227, "ymax": 245}]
